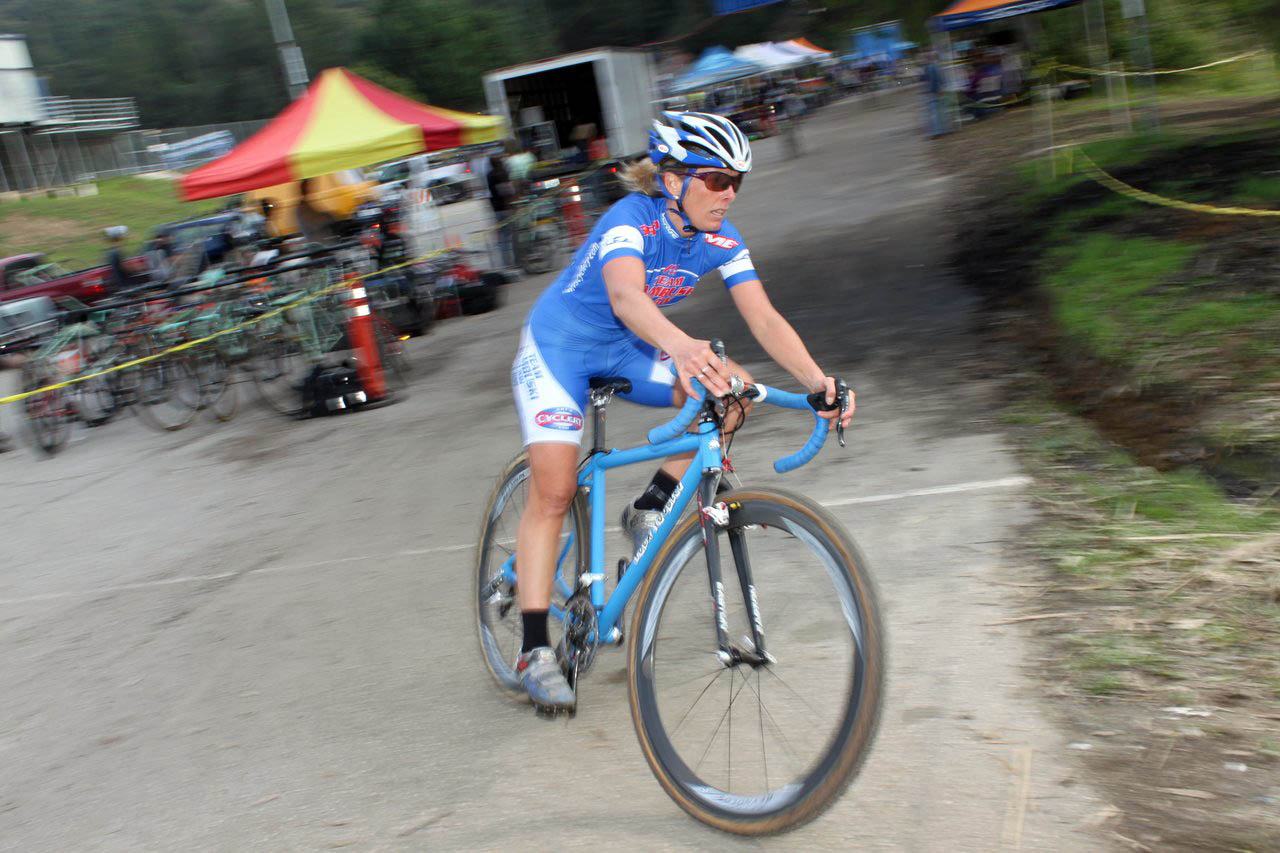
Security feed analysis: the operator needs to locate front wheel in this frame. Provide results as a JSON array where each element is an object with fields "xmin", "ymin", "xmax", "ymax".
[{"xmin": 627, "ymin": 488, "xmax": 884, "ymax": 835}]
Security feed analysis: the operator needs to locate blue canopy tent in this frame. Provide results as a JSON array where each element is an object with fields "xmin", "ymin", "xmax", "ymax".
[
  {"xmin": 712, "ymin": 0, "xmax": 785, "ymax": 12},
  {"xmin": 848, "ymin": 21, "xmax": 911, "ymax": 65},
  {"xmin": 672, "ymin": 47, "xmax": 766, "ymax": 93}
]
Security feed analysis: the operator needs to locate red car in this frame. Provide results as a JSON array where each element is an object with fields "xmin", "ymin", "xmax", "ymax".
[{"xmin": 0, "ymin": 252, "xmax": 149, "ymax": 306}]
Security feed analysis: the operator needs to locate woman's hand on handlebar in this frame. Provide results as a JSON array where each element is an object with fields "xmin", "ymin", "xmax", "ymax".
[
  {"xmin": 812, "ymin": 376, "xmax": 856, "ymax": 429},
  {"xmin": 668, "ymin": 335, "xmax": 733, "ymax": 399}
]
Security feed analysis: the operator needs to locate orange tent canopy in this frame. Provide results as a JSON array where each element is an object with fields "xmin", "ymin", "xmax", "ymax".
[
  {"xmin": 181, "ymin": 68, "xmax": 505, "ymax": 201},
  {"xmin": 932, "ymin": 0, "xmax": 1082, "ymax": 31}
]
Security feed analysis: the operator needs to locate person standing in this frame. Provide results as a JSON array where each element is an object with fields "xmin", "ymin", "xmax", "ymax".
[
  {"xmin": 295, "ymin": 178, "xmax": 336, "ymax": 245},
  {"xmin": 486, "ymin": 154, "xmax": 516, "ymax": 269},
  {"xmin": 922, "ymin": 49, "xmax": 950, "ymax": 138},
  {"xmin": 103, "ymin": 226, "xmax": 132, "ymax": 294}
]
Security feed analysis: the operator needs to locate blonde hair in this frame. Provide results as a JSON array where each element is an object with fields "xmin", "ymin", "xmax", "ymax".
[{"xmin": 618, "ymin": 157, "xmax": 680, "ymax": 197}]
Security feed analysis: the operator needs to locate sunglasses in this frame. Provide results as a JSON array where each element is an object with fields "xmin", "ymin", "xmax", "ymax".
[{"xmin": 684, "ymin": 170, "xmax": 744, "ymax": 193}]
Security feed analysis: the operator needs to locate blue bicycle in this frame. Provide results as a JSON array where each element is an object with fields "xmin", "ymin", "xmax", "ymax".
[{"xmin": 474, "ymin": 344, "xmax": 884, "ymax": 835}]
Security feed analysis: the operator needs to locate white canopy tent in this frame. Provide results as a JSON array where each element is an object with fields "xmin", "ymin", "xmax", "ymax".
[{"xmin": 733, "ymin": 42, "xmax": 810, "ymax": 72}]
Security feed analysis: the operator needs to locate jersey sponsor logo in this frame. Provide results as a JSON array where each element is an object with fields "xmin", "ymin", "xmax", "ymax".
[
  {"xmin": 534, "ymin": 407, "xmax": 584, "ymax": 431},
  {"xmin": 639, "ymin": 219, "xmax": 660, "ymax": 237},
  {"xmin": 703, "ymin": 233, "xmax": 740, "ymax": 250},
  {"xmin": 646, "ymin": 264, "xmax": 693, "ymax": 306},
  {"xmin": 561, "ymin": 241, "xmax": 599, "ymax": 295}
]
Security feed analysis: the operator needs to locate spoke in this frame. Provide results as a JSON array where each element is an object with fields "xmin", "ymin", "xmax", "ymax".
[
  {"xmin": 740, "ymin": 670, "xmax": 808, "ymax": 774},
  {"xmin": 762, "ymin": 665, "xmax": 825, "ymax": 719},
  {"xmin": 669, "ymin": 668, "xmax": 727, "ymax": 739},
  {"xmin": 666, "ymin": 664, "xmax": 733, "ymax": 689},
  {"xmin": 692, "ymin": 669, "xmax": 753, "ymax": 775},
  {"xmin": 758, "ymin": 669, "xmax": 769, "ymax": 792}
]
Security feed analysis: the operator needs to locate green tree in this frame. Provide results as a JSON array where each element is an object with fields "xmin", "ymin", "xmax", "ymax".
[
  {"xmin": 348, "ymin": 62, "xmax": 428, "ymax": 101},
  {"xmin": 360, "ymin": 0, "xmax": 552, "ymax": 108}
]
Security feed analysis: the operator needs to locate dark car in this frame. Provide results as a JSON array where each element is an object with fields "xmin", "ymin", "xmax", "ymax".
[{"xmin": 0, "ymin": 295, "xmax": 58, "ymax": 355}]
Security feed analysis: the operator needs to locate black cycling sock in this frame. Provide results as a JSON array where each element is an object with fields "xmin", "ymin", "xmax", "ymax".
[
  {"xmin": 634, "ymin": 470, "xmax": 680, "ymax": 511},
  {"xmin": 521, "ymin": 609, "xmax": 550, "ymax": 653}
]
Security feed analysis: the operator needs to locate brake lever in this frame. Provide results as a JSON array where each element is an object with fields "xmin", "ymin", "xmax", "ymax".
[
  {"xmin": 836, "ymin": 379, "xmax": 849, "ymax": 448},
  {"xmin": 709, "ymin": 338, "xmax": 745, "ymax": 399}
]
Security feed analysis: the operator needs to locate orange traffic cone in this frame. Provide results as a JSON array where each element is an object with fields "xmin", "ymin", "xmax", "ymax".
[{"xmin": 346, "ymin": 276, "xmax": 388, "ymax": 402}]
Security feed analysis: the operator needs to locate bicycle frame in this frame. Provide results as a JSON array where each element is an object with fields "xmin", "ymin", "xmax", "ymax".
[{"xmin": 499, "ymin": 407, "xmax": 757, "ymax": 657}]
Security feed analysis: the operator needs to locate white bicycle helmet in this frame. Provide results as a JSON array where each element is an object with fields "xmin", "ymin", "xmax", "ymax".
[
  {"xmin": 648, "ymin": 111, "xmax": 752, "ymax": 234},
  {"xmin": 648, "ymin": 110, "xmax": 753, "ymax": 173}
]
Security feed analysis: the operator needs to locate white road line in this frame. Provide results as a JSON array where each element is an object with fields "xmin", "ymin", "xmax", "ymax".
[
  {"xmin": 820, "ymin": 476, "xmax": 1032, "ymax": 508},
  {"xmin": 0, "ymin": 477, "xmax": 1030, "ymax": 608}
]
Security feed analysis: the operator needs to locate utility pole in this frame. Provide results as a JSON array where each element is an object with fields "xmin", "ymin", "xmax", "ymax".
[
  {"xmin": 1121, "ymin": 0, "xmax": 1159, "ymax": 130},
  {"xmin": 264, "ymin": 0, "xmax": 310, "ymax": 99}
]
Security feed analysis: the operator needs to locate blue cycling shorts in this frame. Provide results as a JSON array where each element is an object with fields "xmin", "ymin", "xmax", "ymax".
[{"xmin": 511, "ymin": 318, "xmax": 677, "ymax": 446}]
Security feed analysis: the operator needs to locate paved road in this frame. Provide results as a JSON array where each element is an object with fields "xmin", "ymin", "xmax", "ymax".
[{"xmin": 0, "ymin": 96, "xmax": 1109, "ymax": 851}]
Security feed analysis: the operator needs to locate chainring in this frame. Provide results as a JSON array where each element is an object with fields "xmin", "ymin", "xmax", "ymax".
[{"xmin": 558, "ymin": 592, "xmax": 599, "ymax": 685}]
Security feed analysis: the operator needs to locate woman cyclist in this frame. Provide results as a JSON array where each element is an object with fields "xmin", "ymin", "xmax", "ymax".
[{"xmin": 510, "ymin": 111, "xmax": 856, "ymax": 711}]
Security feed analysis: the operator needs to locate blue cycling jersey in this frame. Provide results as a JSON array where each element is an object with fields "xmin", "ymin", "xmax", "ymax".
[{"xmin": 529, "ymin": 192, "xmax": 757, "ymax": 340}]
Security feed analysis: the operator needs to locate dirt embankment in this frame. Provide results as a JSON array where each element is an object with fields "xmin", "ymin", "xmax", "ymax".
[
  {"xmin": 947, "ymin": 117, "xmax": 1280, "ymax": 495},
  {"xmin": 934, "ymin": 104, "xmax": 1280, "ymax": 850}
]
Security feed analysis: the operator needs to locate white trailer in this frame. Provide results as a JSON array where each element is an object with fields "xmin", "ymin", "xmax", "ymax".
[{"xmin": 483, "ymin": 48, "xmax": 658, "ymax": 160}]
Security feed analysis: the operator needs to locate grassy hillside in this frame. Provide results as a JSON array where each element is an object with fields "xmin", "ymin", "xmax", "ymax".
[{"xmin": 0, "ymin": 178, "xmax": 223, "ymax": 269}]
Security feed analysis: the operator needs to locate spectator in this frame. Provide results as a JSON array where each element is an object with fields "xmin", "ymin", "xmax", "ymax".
[
  {"xmin": 146, "ymin": 231, "xmax": 176, "ymax": 288},
  {"xmin": 103, "ymin": 225, "xmax": 131, "ymax": 294},
  {"xmin": 922, "ymin": 49, "xmax": 950, "ymax": 138},
  {"xmin": 295, "ymin": 178, "xmax": 336, "ymax": 245},
  {"xmin": 505, "ymin": 144, "xmax": 535, "ymax": 185},
  {"xmin": 486, "ymin": 154, "xmax": 517, "ymax": 269}
]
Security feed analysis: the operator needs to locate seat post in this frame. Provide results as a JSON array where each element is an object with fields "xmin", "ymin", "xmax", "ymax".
[{"xmin": 590, "ymin": 392, "xmax": 608, "ymax": 454}]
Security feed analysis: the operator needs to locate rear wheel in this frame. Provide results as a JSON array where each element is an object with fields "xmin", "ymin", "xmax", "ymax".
[
  {"xmin": 474, "ymin": 452, "xmax": 587, "ymax": 694},
  {"xmin": 134, "ymin": 355, "xmax": 201, "ymax": 432},
  {"xmin": 250, "ymin": 333, "xmax": 308, "ymax": 417},
  {"xmin": 627, "ymin": 488, "xmax": 883, "ymax": 835},
  {"xmin": 194, "ymin": 348, "xmax": 238, "ymax": 422},
  {"xmin": 21, "ymin": 362, "xmax": 71, "ymax": 455}
]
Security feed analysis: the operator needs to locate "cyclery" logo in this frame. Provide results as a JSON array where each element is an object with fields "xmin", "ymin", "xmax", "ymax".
[{"xmin": 534, "ymin": 407, "xmax": 583, "ymax": 431}]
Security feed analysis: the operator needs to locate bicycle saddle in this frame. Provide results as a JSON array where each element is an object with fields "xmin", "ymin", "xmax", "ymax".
[{"xmin": 589, "ymin": 376, "xmax": 632, "ymax": 395}]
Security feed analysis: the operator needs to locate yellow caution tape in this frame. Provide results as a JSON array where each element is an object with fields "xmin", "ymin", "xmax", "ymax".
[
  {"xmin": 0, "ymin": 249, "xmax": 451, "ymax": 407},
  {"xmin": 1051, "ymin": 49, "xmax": 1264, "ymax": 78},
  {"xmin": 1069, "ymin": 147, "xmax": 1280, "ymax": 217}
]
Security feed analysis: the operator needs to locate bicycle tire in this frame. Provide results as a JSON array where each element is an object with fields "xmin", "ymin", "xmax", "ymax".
[
  {"xmin": 134, "ymin": 355, "xmax": 201, "ymax": 432},
  {"xmin": 627, "ymin": 487, "xmax": 884, "ymax": 835},
  {"xmin": 193, "ymin": 348, "xmax": 238, "ymax": 423},
  {"xmin": 473, "ymin": 452, "xmax": 588, "ymax": 695},
  {"xmin": 373, "ymin": 314, "xmax": 410, "ymax": 388},
  {"xmin": 72, "ymin": 375, "xmax": 119, "ymax": 427},
  {"xmin": 21, "ymin": 363, "xmax": 71, "ymax": 455},
  {"xmin": 250, "ymin": 333, "xmax": 306, "ymax": 417}
]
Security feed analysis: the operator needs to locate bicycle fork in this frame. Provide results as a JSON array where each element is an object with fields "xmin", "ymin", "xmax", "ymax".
[{"xmin": 698, "ymin": 474, "xmax": 771, "ymax": 668}]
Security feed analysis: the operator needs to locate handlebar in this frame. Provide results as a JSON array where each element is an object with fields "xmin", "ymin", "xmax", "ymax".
[
  {"xmin": 646, "ymin": 379, "xmax": 704, "ymax": 444},
  {"xmin": 646, "ymin": 376, "xmax": 849, "ymax": 474}
]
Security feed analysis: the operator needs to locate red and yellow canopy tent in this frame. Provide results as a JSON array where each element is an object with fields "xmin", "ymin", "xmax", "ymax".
[{"xmin": 181, "ymin": 68, "xmax": 506, "ymax": 200}]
